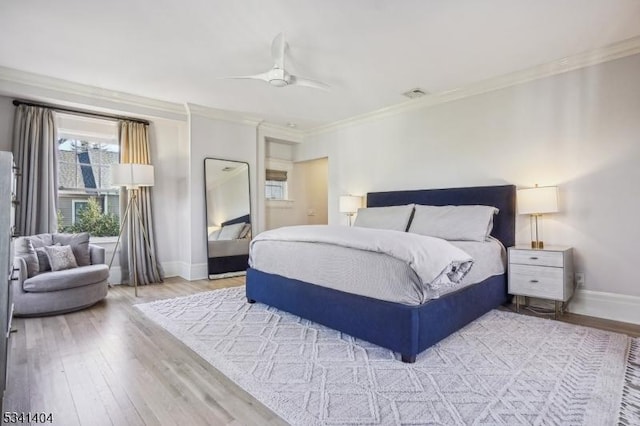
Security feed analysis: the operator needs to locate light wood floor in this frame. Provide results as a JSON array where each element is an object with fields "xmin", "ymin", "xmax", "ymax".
[
  {"xmin": 4, "ymin": 277, "xmax": 287, "ymax": 426},
  {"xmin": 4, "ymin": 277, "xmax": 640, "ymax": 425}
]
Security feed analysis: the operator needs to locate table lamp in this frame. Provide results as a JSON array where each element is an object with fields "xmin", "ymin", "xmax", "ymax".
[
  {"xmin": 339, "ymin": 195, "xmax": 362, "ymax": 226},
  {"xmin": 516, "ymin": 185, "xmax": 559, "ymax": 249}
]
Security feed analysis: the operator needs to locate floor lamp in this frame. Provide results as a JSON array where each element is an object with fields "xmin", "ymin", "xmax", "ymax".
[{"xmin": 109, "ymin": 163, "xmax": 155, "ymax": 296}]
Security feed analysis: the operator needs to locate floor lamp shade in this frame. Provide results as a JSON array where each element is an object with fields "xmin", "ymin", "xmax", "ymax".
[
  {"xmin": 517, "ymin": 186, "xmax": 559, "ymax": 249},
  {"xmin": 111, "ymin": 163, "xmax": 154, "ymax": 189}
]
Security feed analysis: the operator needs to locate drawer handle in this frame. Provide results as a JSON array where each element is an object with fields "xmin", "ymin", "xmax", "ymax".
[
  {"xmin": 529, "ymin": 257, "xmax": 539, "ymax": 260},
  {"xmin": 529, "ymin": 279, "xmax": 539, "ymax": 283}
]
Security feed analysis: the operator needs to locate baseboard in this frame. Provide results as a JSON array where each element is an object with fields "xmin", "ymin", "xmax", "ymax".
[
  {"xmin": 108, "ymin": 266, "xmax": 122, "ymax": 285},
  {"xmin": 161, "ymin": 261, "xmax": 181, "ymax": 278},
  {"xmin": 174, "ymin": 262, "xmax": 208, "ymax": 281},
  {"xmin": 108, "ymin": 261, "xmax": 182, "ymax": 285},
  {"xmin": 567, "ymin": 289, "xmax": 640, "ymax": 325},
  {"xmin": 190, "ymin": 262, "xmax": 208, "ymax": 280}
]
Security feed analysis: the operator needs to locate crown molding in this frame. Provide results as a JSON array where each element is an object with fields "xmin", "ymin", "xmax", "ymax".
[
  {"xmin": 259, "ymin": 122, "xmax": 305, "ymax": 142},
  {"xmin": 186, "ymin": 104, "xmax": 307, "ymax": 139},
  {"xmin": 186, "ymin": 102, "xmax": 264, "ymax": 126},
  {"xmin": 0, "ymin": 66, "xmax": 188, "ymax": 119},
  {"xmin": 0, "ymin": 66, "xmax": 303, "ymax": 133},
  {"xmin": 307, "ymin": 35, "xmax": 640, "ymax": 136},
  {"xmin": 2, "ymin": 34, "xmax": 639, "ymax": 137}
]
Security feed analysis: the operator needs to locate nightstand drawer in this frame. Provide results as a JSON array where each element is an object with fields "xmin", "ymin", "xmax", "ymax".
[
  {"xmin": 509, "ymin": 249, "xmax": 563, "ymax": 267},
  {"xmin": 509, "ymin": 264, "xmax": 564, "ymax": 299}
]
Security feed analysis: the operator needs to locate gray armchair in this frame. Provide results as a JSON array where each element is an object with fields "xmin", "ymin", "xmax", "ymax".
[{"xmin": 13, "ymin": 234, "xmax": 109, "ymax": 317}]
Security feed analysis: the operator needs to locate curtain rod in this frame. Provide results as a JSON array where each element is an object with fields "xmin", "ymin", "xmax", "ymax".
[{"xmin": 12, "ymin": 99, "xmax": 150, "ymax": 126}]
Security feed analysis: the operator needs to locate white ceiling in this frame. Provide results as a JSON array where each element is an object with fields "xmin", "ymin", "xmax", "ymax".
[{"xmin": 1, "ymin": 0, "xmax": 640, "ymax": 130}]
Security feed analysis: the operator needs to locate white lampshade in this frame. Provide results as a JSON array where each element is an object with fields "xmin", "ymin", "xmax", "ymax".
[
  {"xmin": 111, "ymin": 163, "xmax": 154, "ymax": 189},
  {"xmin": 339, "ymin": 195, "xmax": 362, "ymax": 214},
  {"xmin": 517, "ymin": 186, "xmax": 558, "ymax": 215}
]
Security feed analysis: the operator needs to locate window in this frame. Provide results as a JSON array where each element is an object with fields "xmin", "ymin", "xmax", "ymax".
[
  {"xmin": 265, "ymin": 169, "xmax": 288, "ymax": 200},
  {"xmin": 56, "ymin": 115, "xmax": 120, "ymax": 237},
  {"xmin": 71, "ymin": 199, "xmax": 89, "ymax": 224}
]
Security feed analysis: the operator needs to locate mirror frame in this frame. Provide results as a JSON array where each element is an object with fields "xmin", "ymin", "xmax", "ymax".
[{"xmin": 204, "ymin": 157, "xmax": 252, "ymax": 279}]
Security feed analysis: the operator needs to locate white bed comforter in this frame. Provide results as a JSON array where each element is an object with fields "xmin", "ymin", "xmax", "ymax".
[{"xmin": 250, "ymin": 225, "xmax": 473, "ymax": 290}]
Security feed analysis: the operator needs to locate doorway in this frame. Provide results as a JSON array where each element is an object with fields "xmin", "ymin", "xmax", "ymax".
[{"xmin": 264, "ymin": 156, "xmax": 328, "ymax": 230}]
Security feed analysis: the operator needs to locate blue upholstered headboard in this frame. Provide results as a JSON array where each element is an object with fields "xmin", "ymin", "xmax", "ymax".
[
  {"xmin": 221, "ymin": 214, "xmax": 251, "ymax": 227},
  {"xmin": 366, "ymin": 184, "xmax": 516, "ymax": 248}
]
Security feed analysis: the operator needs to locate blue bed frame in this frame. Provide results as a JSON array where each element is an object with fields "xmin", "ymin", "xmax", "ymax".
[{"xmin": 246, "ymin": 184, "xmax": 515, "ymax": 362}]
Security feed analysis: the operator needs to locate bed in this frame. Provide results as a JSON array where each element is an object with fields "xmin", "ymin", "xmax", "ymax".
[
  {"xmin": 207, "ymin": 214, "xmax": 251, "ymax": 276},
  {"xmin": 246, "ymin": 184, "xmax": 515, "ymax": 362}
]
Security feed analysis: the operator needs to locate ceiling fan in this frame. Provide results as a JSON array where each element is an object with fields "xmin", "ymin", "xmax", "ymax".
[{"xmin": 223, "ymin": 33, "xmax": 330, "ymax": 90}]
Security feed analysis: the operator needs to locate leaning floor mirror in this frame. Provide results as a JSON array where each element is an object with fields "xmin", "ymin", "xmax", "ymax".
[{"xmin": 204, "ymin": 158, "xmax": 251, "ymax": 279}]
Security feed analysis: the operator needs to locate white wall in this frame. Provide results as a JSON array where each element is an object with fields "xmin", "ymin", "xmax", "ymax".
[
  {"xmin": 187, "ymin": 110, "xmax": 257, "ymax": 279},
  {"xmin": 297, "ymin": 54, "xmax": 640, "ymax": 303},
  {"xmin": 266, "ymin": 139, "xmax": 294, "ymax": 160},
  {"xmin": 148, "ymin": 118, "xmax": 188, "ymax": 271}
]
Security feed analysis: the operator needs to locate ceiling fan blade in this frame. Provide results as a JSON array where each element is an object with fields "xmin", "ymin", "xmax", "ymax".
[
  {"xmin": 289, "ymin": 75, "xmax": 330, "ymax": 90},
  {"xmin": 220, "ymin": 71, "xmax": 271, "ymax": 82},
  {"xmin": 271, "ymin": 32, "xmax": 286, "ymax": 69}
]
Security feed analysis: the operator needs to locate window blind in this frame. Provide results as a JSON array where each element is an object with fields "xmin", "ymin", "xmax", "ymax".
[{"xmin": 266, "ymin": 169, "xmax": 287, "ymax": 182}]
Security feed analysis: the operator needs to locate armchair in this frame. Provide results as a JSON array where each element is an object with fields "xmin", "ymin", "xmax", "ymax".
[{"xmin": 13, "ymin": 234, "xmax": 109, "ymax": 317}]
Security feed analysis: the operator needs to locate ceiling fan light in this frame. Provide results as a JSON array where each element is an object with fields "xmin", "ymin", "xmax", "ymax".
[{"xmin": 269, "ymin": 79, "xmax": 288, "ymax": 87}]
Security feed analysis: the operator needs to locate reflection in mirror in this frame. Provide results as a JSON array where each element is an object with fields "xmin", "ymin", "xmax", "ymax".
[{"xmin": 204, "ymin": 158, "xmax": 251, "ymax": 279}]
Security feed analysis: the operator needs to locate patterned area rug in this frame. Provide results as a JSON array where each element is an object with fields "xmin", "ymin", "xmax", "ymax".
[{"xmin": 136, "ymin": 286, "xmax": 640, "ymax": 425}]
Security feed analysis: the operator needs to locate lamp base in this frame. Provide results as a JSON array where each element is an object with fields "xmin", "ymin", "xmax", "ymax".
[{"xmin": 531, "ymin": 240, "xmax": 544, "ymax": 249}]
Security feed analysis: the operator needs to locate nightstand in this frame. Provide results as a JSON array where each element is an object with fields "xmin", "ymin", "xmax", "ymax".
[{"xmin": 508, "ymin": 245, "xmax": 574, "ymax": 319}]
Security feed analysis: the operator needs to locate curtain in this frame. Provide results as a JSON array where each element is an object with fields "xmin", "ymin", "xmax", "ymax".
[
  {"xmin": 118, "ymin": 121, "xmax": 163, "ymax": 285},
  {"xmin": 12, "ymin": 105, "xmax": 58, "ymax": 236}
]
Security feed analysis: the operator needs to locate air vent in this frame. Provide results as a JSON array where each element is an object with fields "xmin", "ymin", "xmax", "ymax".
[{"xmin": 402, "ymin": 88, "xmax": 429, "ymax": 99}]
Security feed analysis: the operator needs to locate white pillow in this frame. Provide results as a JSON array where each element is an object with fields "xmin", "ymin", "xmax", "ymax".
[
  {"xmin": 217, "ymin": 222, "xmax": 246, "ymax": 240},
  {"xmin": 408, "ymin": 205, "xmax": 498, "ymax": 242},
  {"xmin": 208, "ymin": 229, "xmax": 221, "ymax": 240},
  {"xmin": 44, "ymin": 245, "xmax": 79, "ymax": 271},
  {"xmin": 238, "ymin": 223, "xmax": 252, "ymax": 239},
  {"xmin": 353, "ymin": 204, "xmax": 414, "ymax": 232}
]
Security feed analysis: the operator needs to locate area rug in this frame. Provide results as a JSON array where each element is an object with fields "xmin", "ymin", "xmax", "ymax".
[{"xmin": 136, "ymin": 286, "xmax": 640, "ymax": 425}]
